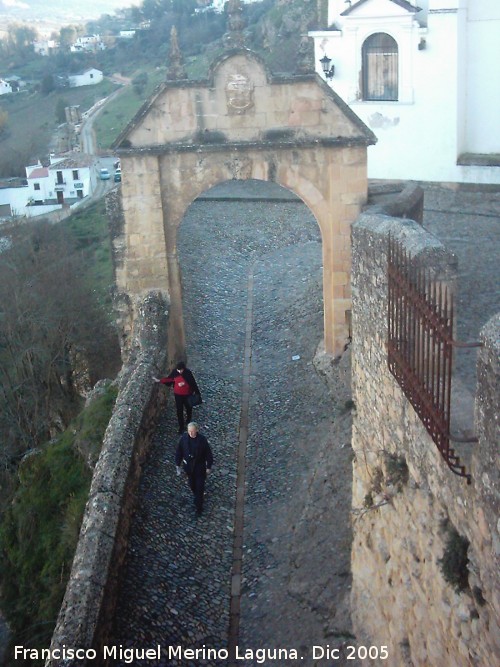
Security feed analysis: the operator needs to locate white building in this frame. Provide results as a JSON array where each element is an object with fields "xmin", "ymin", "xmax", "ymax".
[
  {"xmin": 68, "ymin": 68, "xmax": 103, "ymax": 88},
  {"xmin": 206, "ymin": 0, "xmax": 262, "ymax": 12},
  {"xmin": 33, "ymin": 39, "xmax": 59, "ymax": 56},
  {"xmin": 309, "ymin": 0, "xmax": 500, "ymax": 184},
  {"xmin": 0, "ymin": 79, "xmax": 13, "ymax": 95},
  {"xmin": 26, "ymin": 155, "xmax": 96, "ymax": 207},
  {"xmin": 1, "ymin": 155, "xmax": 96, "ymax": 220},
  {"xmin": 0, "ymin": 179, "xmax": 29, "ymax": 220},
  {"xmin": 70, "ymin": 34, "xmax": 105, "ymax": 53}
]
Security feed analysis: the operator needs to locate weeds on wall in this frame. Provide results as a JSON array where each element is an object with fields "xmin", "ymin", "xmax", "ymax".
[
  {"xmin": 383, "ymin": 451, "xmax": 409, "ymax": 491},
  {"xmin": 439, "ymin": 524, "xmax": 470, "ymax": 593},
  {"xmin": 355, "ymin": 451, "xmax": 409, "ymax": 518}
]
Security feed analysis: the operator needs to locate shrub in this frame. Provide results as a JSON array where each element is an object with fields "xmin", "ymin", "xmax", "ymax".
[
  {"xmin": 439, "ymin": 525, "xmax": 470, "ymax": 593},
  {"xmin": 383, "ymin": 452, "xmax": 409, "ymax": 490}
]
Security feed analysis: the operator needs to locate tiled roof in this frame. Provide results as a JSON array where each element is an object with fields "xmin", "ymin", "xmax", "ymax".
[
  {"xmin": 28, "ymin": 167, "xmax": 49, "ymax": 179},
  {"xmin": 49, "ymin": 154, "xmax": 94, "ymax": 169}
]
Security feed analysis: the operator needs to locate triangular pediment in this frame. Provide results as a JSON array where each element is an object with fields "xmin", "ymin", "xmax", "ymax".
[
  {"xmin": 114, "ymin": 50, "xmax": 376, "ymax": 152},
  {"xmin": 341, "ymin": 0, "xmax": 421, "ymax": 18}
]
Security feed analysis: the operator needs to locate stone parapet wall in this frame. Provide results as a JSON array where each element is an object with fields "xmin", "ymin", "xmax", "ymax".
[
  {"xmin": 47, "ymin": 292, "xmax": 169, "ymax": 666},
  {"xmin": 366, "ymin": 183, "xmax": 425, "ymax": 225},
  {"xmin": 350, "ymin": 212, "xmax": 499, "ymax": 666}
]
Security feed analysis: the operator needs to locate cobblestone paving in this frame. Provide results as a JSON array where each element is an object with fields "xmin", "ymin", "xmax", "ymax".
[
  {"xmin": 110, "ymin": 181, "xmax": 334, "ymax": 666},
  {"xmin": 422, "ymin": 186, "xmax": 500, "ymax": 392},
  {"xmin": 109, "ymin": 181, "xmax": 499, "ymax": 667}
]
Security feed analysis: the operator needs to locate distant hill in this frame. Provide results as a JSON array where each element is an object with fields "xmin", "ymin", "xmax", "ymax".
[{"xmin": 0, "ymin": 0, "xmax": 141, "ymax": 31}]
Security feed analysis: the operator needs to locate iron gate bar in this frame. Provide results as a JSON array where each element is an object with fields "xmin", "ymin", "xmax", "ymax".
[{"xmin": 387, "ymin": 237, "xmax": 473, "ymax": 484}]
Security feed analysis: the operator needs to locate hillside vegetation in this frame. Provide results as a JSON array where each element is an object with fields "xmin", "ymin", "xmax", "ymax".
[
  {"xmin": 0, "ymin": 199, "xmax": 121, "ymax": 666},
  {"xmin": 0, "ymin": 383, "xmax": 118, "ymax": 666}
]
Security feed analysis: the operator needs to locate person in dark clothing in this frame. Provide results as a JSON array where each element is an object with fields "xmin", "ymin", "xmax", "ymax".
[
  {"xmin": 153, "ymin": 361, "xmax": 202, "ymax": 433},
  {"xmin": 175, "ymin": 422, "xmax": 213, "ymax": 516}
]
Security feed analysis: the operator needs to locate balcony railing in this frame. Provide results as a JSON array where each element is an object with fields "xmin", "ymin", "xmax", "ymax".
[{"xmin": 387, "ymin": 237, "xmax": 480, "ymax": 484}]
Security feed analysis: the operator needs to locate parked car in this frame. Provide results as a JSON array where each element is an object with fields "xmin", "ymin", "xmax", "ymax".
[
  {"xmin": 99, "ymin": 168, "xmax": 110, "ymax": 180},
  {"xmin": 113, "ymin": 159, "xmax": 120, "ymax": 169},
  {"xmin": 114, "ymin": 169, "xmax": 121, "ymax": 183}
]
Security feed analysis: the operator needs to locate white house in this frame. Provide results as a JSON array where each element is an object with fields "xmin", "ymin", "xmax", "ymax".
[
  {"xmin": 204, "ymin": 0, "xmax": 262, "ymax": 11},
  {"xmin": 26, "ymin": 155, "xmax": 96, "ymax": 207},
  {"xmin": 70, "ymin": 34, "xmax": 105, "ymax": 53},
  {"xmin": 33, "ymin": 39, "xmax": 59, "ymax": 56},
  {"xmin": 0, "ymin": 179, "xmax": 29, "ymax": 220},
  {"xmin": 68, "ymin": 68, "xmax": 103, "ymax": 88},
  {"xmin": 309, "ymin": 0, "xmax": 500, "ymax": 184},
  {"xmin": 0, "ymin": 79, "xmax": 13, "ymax": 95},
  {"xmin": 1, "ymin": 155, "xmax": 97, "ymax": 220},
  {"xmin": 4, "ymin": 75, "xmax": 25, "ymax": 91}
]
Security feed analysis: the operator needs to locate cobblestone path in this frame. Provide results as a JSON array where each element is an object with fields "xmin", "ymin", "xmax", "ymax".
[
  {"xmin": 110, "ymin": 181, "xmax": 343, "ymax": 666},
  {"xmin": 109, "ymin": 181, "xmax": 499, "ymax": 667},
  {"xmin": 422, "ymin": 186, "xmax": 500, "ymax": 392}
]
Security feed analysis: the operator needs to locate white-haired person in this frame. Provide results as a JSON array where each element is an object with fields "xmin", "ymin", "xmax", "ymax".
[{"xmin": 175, "ymin": 422, "xmax": 213, "ymax": 517}]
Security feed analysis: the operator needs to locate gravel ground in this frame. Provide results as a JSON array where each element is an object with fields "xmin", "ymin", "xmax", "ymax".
[{"xmin": 109, "ymin": 180, "xmax": 499, "ymax": 667}]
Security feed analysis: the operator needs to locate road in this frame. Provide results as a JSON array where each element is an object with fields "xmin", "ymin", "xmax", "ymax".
[{"xmin": 79, "ymin": 81, "xmax": 128, "ymax": 200}]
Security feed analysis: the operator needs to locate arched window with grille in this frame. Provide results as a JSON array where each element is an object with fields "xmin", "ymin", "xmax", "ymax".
[{"xmin": 362, "ymin": 33, "xmax": 398, "ymax": 101}]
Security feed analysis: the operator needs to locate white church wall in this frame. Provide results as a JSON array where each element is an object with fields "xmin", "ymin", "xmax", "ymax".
[{"xmin": 312, "ymin": 0, "xmax": 500, "ymax": 184}]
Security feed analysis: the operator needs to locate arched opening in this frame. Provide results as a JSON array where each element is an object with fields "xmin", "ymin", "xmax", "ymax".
[
  {"xmin": 178, "ymin": 178, "xmax": 324, "ymax": 382},
  {"xmin": 362, "ymin": 33, "xmax": 399, "ymax": 101}
]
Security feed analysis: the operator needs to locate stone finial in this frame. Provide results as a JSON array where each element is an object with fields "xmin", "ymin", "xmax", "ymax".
[
  {"xmin": 295, "ymin": 35, "xmax": 314, "ymax": 74},
  {"xmin": 166, "ymin": 26, "xmax": 187, "ymax": 81},
  {"xmin": 223, "ymin": 0, "xmax": 246, "ymax": 49}
]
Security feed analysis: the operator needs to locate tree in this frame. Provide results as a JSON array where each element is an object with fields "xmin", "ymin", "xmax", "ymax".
[
  {"xmin": 41, "ymin": 73, "xmax": 55, "ymax": 95},
  {"xmin": 132, "ymin": 71, "xmax": 149, "ymax": 96},
  {"xmin": 55, "ymin": 97, "xmax": 69, "ymax": 124},
  {"xmin": 0, "ymin": 24, "xmax": 37, "ymax": 62},
  {"xmin": 0, "ymin": 107, "xmax": 8, "ymax": 135},
  {"xmin": 59, "ymin": 26, "xmax": 78, "ymax": 51},
  {"xmin": 0, "ymin": 221, "xmax": 119, "ymax": 463}
]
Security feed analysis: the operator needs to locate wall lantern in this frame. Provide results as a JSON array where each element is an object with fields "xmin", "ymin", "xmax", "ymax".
[{"xmin": 320, "ymin": 54, "xmax": 335, "ymax": 79}]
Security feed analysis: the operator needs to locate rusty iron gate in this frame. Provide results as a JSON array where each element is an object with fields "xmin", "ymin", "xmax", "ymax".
[{"xmin": 387, "ymin": 238, "xmax": 477, "ymax": 484}]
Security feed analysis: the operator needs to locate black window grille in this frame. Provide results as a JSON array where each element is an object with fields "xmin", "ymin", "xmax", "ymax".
[
  {"xmin": 362, "ymin": 33, "xmax": 398, "ymax": 101},
  {"xmin": 387, "ymin": 238, "xmax": 473, "ymax": 483}
]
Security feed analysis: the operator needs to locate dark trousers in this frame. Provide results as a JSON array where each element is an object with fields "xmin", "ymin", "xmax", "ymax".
[
  {"xmin": 174, "ymin": 394, "xmax": 192, "ymax": 431},
  {"xmin": 187, "ymin": 472, "xmax": 206, "ymax": 514}
]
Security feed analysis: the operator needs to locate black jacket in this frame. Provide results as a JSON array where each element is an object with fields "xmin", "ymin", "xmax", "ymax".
[{"xmin": 175, "ymin": 432, "xmax": 213, "ymax": 476}]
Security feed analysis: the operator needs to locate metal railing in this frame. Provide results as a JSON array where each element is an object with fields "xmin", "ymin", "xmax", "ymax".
[{"xmin": 387, "ymin": 238, "xmax": 479, "ymax": 484}]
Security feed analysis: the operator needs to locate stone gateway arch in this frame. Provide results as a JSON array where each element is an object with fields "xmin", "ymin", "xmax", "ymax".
[{"xmin": 114, "ymin": 50, "xmax": 376, "ymax": 358}]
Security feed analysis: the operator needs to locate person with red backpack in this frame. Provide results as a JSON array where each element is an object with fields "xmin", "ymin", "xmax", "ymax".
[{"xmin": 153, "ymin": 361, "xmax": 202, "ymax": 433}]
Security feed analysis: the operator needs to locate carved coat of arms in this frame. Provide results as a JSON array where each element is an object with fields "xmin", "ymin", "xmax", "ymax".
[{"xmin": 226, "ymin": 73, "xmax": 254, "ymax": 114}]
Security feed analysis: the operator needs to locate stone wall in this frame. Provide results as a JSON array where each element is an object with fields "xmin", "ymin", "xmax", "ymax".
[
  {"xmin": 365, "ymin": 183, "xmax": 424, "ymax": 225},
  {"xmin": 350, "ymin": 212, "xmax": 500, "ymax": 666},
  {"xmin": 47, "ymin": 292, "xmax": 169, "ymax": 666}
]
